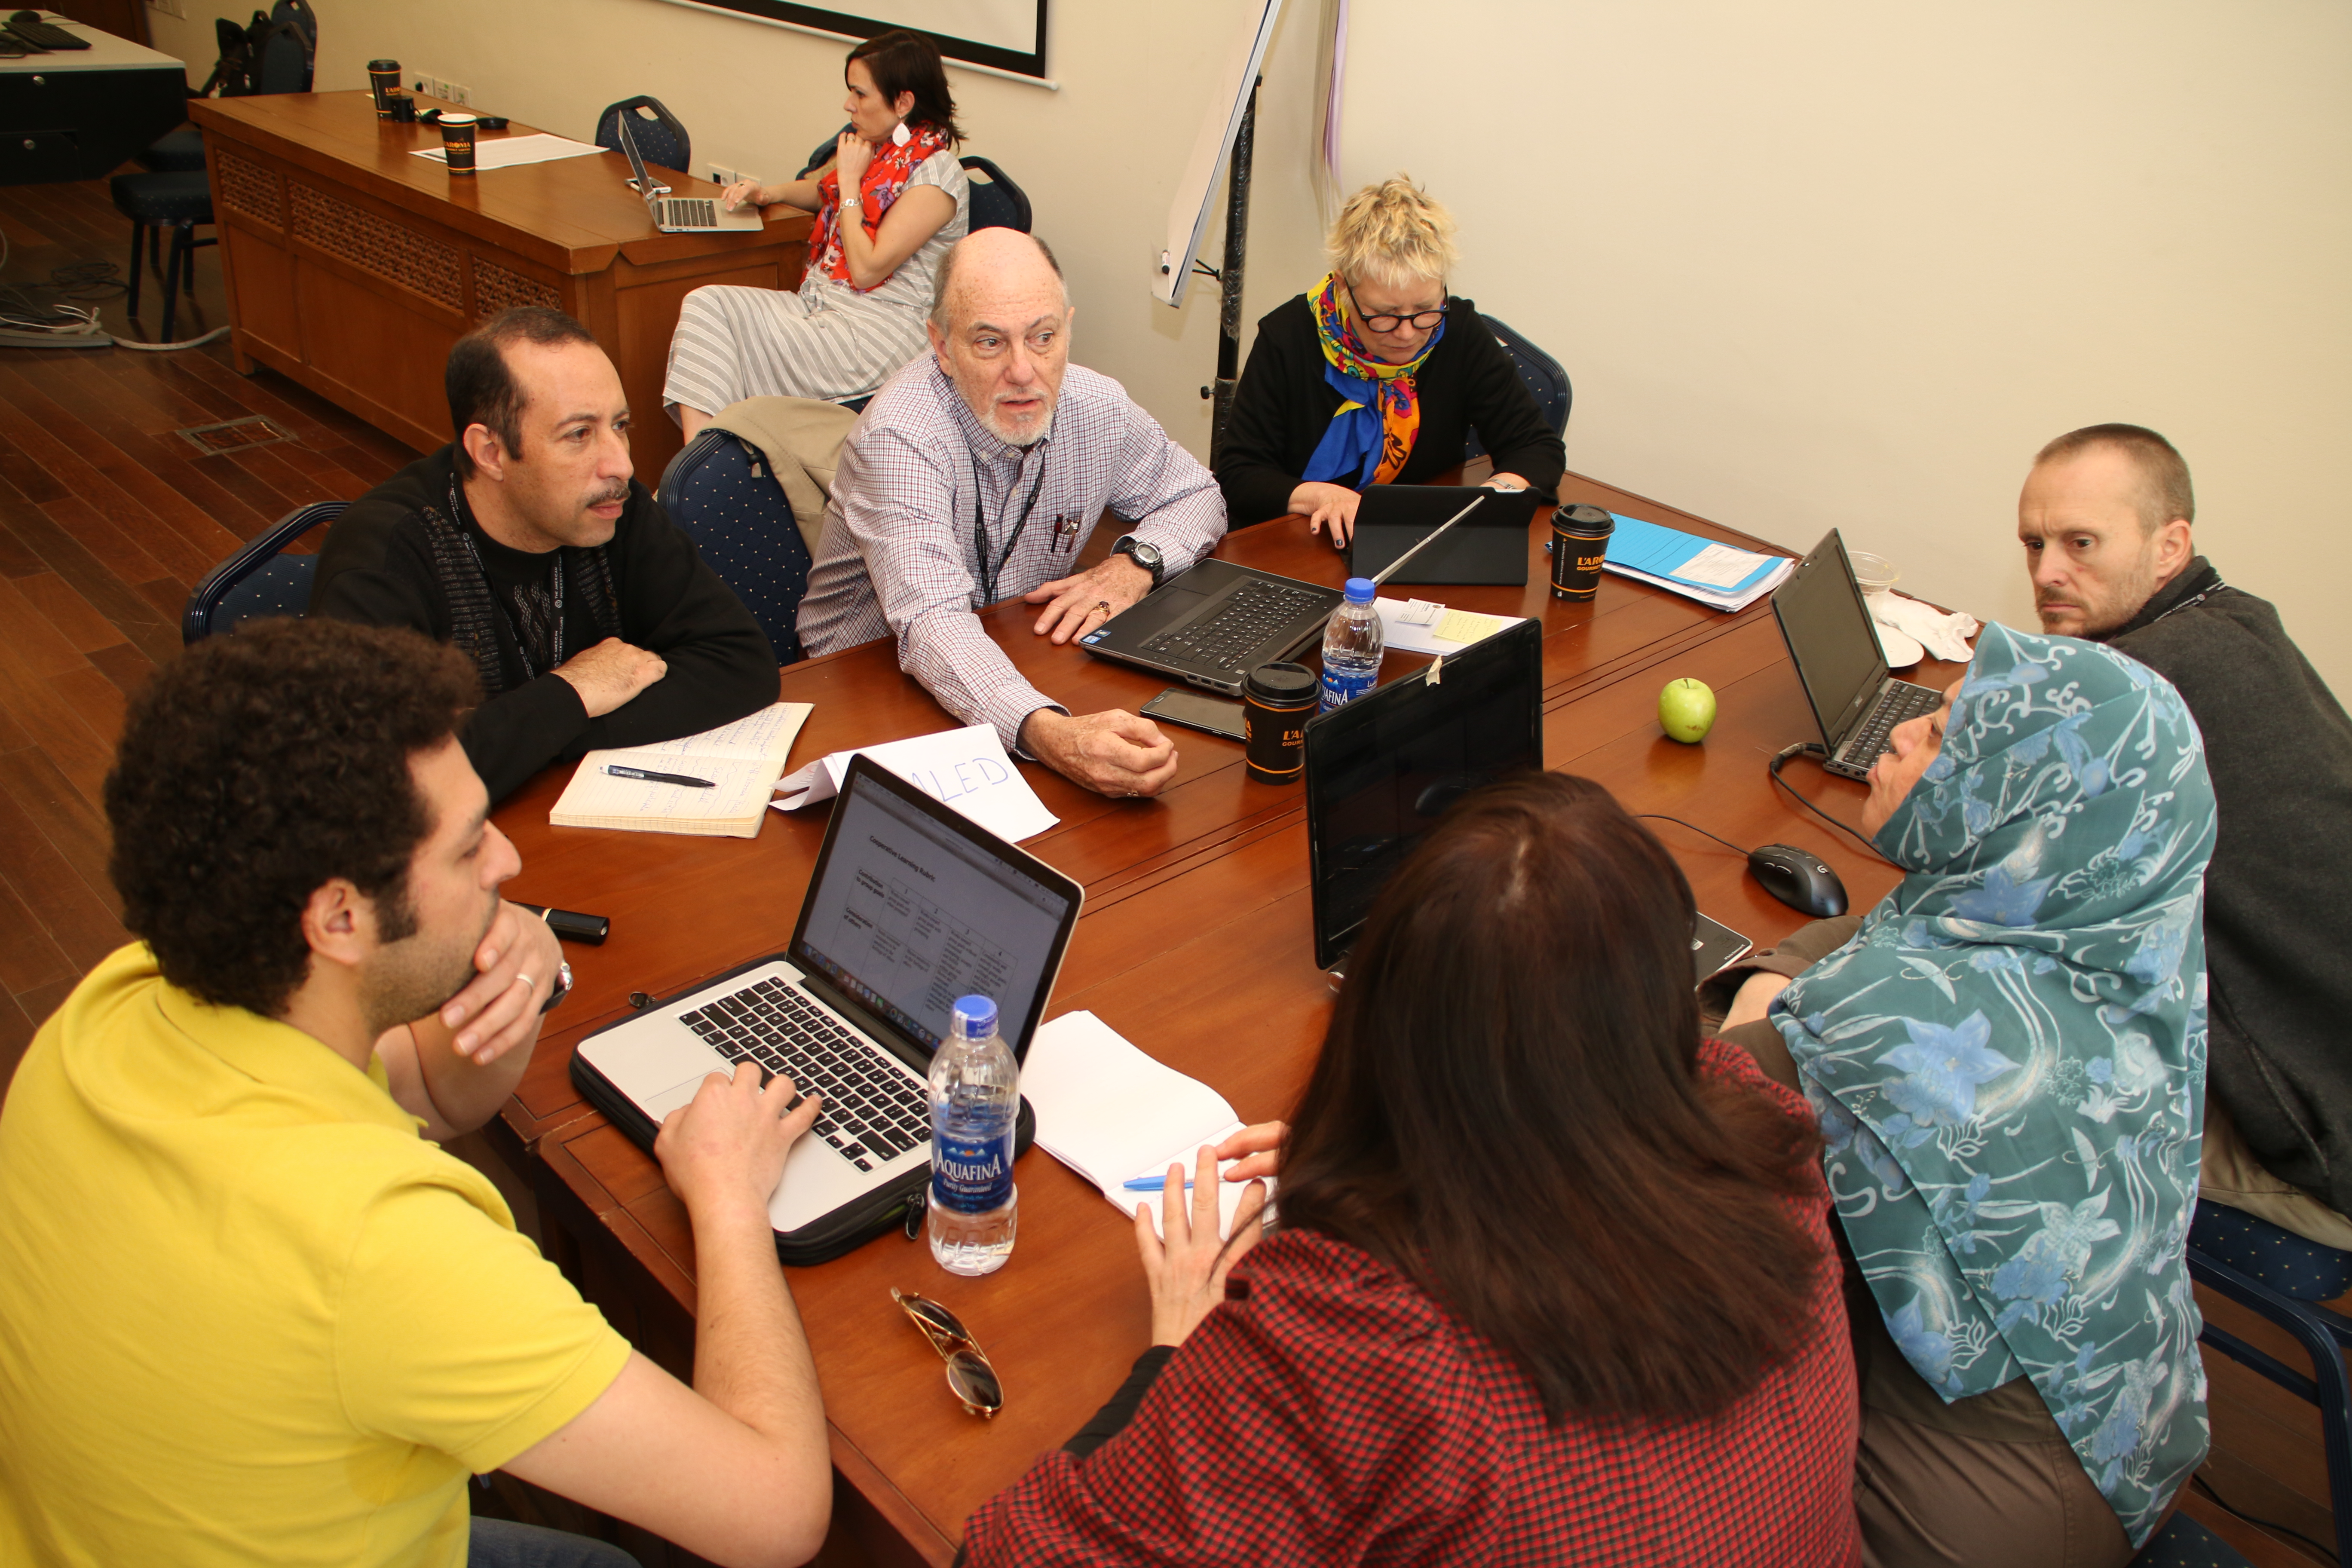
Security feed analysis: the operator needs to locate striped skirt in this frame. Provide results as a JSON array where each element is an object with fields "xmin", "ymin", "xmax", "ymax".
[{"xmin": 662, "ymin": 280, "xmax": 929, "ymax": 416}]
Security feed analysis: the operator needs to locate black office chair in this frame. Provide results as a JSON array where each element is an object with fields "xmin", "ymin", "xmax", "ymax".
[
  {"xmin": 183, "ymin": 501, "xmax": 345, "ymax": 643},
  {"xmin": 2182, "ymin": 1198, "xmax": 2352, "ymax": 1564},
  {"xmin": 2127, "ymin": 1512, "xmax": 2254, "ymax": 1566},
  {"xmin": 657, "ymin": 433, "xmax": 810, "ymax": 665},
  {"xmin": 959, "ymin": 156, "xmax": 1030, "ymax": 233},
  {"xmin": 1464, "ymin": 315, "xmax": 1573, "ymax": 461},
  {"xmin": 596, "ymin": 97, "xmax": 690, "ymax": 176},
  {"xmin": 112, "ymin": 172, "xmax": 215, "ymax": 345}
]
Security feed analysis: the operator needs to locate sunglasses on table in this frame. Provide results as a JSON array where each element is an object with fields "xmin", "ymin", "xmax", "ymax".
[{"xmin": 891, "ymin": 1287, "xmax": 1004, "ymax": 1418}]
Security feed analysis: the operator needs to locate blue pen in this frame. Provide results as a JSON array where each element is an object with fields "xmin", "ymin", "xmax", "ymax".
[{"xmin": 1121, "ymin": 1175, "xmax": 1197, "ymax": 1192}]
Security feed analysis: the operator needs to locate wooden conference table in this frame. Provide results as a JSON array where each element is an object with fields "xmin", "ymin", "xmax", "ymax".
[
  {"xmin": 486, "ymin": 475, "xmax": 1964, "ymax": 1564},
  {"xmin": 189, "ymin": 89, "xmax": 808, "ymax": 480}
]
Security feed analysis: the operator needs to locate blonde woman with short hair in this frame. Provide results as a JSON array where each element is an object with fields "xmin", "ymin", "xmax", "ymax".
[{"xmin": 1214, "ymin": 176, "xmax": 1565, "ymax": 542}]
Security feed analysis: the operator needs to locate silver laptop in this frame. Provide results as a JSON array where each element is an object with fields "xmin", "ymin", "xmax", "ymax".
[
  {"xmin": 570, "ymin": 756, "xmax": 1081, "ymax": 1247},
  {"xmin": 615, "ymin": 113, "xmax": 761, "ymax": 234},
  {"xmin": 1770, "ymin": 528, "xmax": 1943, "ymax": 780}
]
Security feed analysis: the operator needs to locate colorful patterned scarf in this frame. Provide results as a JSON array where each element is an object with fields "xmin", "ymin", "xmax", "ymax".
[
  {"xmin": 1773, "ymin": 624, "xmax": 2215, "ymax": 1547},
  {"xmin": 1302, "ymin": 273, "xmax": 1444, "ymax": 488},
  {"xmin": 808, "ymin": 123, "xmax": 952, "ymax": 294}
]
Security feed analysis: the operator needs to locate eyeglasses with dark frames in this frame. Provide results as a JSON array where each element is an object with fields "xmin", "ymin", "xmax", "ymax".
[
  {"xmin": 1343, "ymin": 278, "xmax": 1449, "ymax": 334},
  {"xmin": 891, "ymin": 1287, "xmax": 1004, "ymax": 1418}
]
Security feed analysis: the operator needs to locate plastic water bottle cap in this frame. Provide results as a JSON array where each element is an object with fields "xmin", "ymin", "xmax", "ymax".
[
  {"xmin": 951, "ymin": 995, "xmax": 999, "ymax": 1037},
  {"xmin": 1343, "ymin": 577, "xmax": 1376, "ymax": 604}
]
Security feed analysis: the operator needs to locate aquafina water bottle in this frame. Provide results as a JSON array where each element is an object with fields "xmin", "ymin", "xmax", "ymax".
[
  {"xmin": 1319, "ymin": 576, "xmax": 1384, "ymax": 713},
  {"xmin": 927, "ymin": 994, "xmax": 1019, "ymax": 1275}
]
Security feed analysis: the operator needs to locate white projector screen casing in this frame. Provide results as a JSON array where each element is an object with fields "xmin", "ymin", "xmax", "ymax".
[
  {"xmin": 1153, "ymin": 0, "xmax": 1283, "ymax": 308},
  {"xmin": 674, "ymin": 0, "xmax": 1049, "ymax": 78}
]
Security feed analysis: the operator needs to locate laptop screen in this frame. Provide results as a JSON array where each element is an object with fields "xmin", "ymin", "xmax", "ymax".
[
  {"xmin": 1772, "ymin": 530, "xmax": 1888, "ymax": 749},
  {"xmin": 1304, "ymin": 618, "xmax": 1544, "ymax": 970},
  {"xmin": 792, "ymin": 762, "xmax": 1078, "ymax": 1055},
  {"xmin": 613, "ymin": 113, "xmax": 655, "ymax": 192}
]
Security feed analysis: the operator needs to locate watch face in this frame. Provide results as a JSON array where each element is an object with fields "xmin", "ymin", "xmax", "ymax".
[{"xmin": 1124, "ymin": 539, "xmax": 1162, "ymax": 568}]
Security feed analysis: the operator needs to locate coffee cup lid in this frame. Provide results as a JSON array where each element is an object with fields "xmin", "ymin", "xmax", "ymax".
[
  {"xmin": 1553, "ymin": 503, "xmax": 1614, "ymax": 530},
  {"xmin": 1245, "ymin": 661, "xmax": 1318, "ymax": 700},
  {"xmin": 440, "ymin": 112, "xmax": 477, "ymax": 126}
]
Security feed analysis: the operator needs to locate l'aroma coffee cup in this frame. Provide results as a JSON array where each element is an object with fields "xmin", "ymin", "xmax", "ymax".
[
  {"xmin": 1243, "ymin": 662, "xmax": 1319, "ymax": 785},
  {"xmin": 438, "ymin": 112, "xmax": 479, "ymax": 173},
  {"xmin": 368, "ymin": 59, "xmax": 401, "ymax": 116},
  {"xmin": 1549, "ymin": 504, "xmax": 1615, "ymax": 601}
]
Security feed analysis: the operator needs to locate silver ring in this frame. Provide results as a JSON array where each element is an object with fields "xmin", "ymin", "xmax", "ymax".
[{"xmin": 514, "ymin": 973, "xmax": 535, "ymax": 992}]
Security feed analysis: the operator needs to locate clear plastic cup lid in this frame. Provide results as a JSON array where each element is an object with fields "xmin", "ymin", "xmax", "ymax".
[{"xmin": 951, "ymin": 995, "xmax": 998, "ymax": 1036}]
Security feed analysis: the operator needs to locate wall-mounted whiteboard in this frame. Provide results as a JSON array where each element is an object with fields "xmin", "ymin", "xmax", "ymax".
[
  {"xmin": 674, "ymin": 0, "xmax": 1049, "ymax": 78},
  {"xmin": 1153, "ymin": 0, "xmax": 1283, "ymax": 307}
]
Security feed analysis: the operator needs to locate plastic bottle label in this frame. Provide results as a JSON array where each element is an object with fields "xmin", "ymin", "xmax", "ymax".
[
  {"xmin": 931, "ymin": 1128, "xmax": 1014, "ymax": 1213},
  {"xmin": 1320, "ymin": 660, "xmax": 1377, "ymax": 710}
]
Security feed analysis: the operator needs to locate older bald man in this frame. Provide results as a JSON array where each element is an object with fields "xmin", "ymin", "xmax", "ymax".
[{"xmin": 796, "ymin": 229, "xmax": 1228, "ymax": 799}]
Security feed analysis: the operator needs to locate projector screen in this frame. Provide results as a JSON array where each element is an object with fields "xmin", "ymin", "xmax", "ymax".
[{"xmin": 683, "ymin": 0, "xmax": 1049, "ymax": 78}]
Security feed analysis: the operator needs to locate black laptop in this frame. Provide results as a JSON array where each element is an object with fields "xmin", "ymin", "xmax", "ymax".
[
  {"xmin": 1305, "ymin": 617, "xmax": 1545, "ymax": 972},
  {"xmin": 570, "ymin": 755, "xmax": 1082, "ymax": 1263},
  {"xmin": 1078, "ymin": 557, "xmax": 1340, "ymax": 696},
  {"xmin": 1345, "ymin": 484, "xmax": 1542, "ymax": 585},
  {"xmin": 1771, "ymin": 528, "xmax": 1943, "ymax": 781}
]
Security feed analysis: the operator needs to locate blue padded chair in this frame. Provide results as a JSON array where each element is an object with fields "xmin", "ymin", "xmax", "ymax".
[
  {"xmin": 111, "ymin": 171, "xmax": 215, "ymax": 346},
  {"xmin": 2128, "ymin": 1513, "xmax": 2254, "ymax": 1566},
  {"xmin": 182, "ymin": 501, "xmax": 345, "ymax": 643},
  {"xmin": 2184, "ymin": 1197, "xmax": 2352, "ymax": 1564},
  {"xmin": 596, "ymin": 97, "xmax": 690, "ymax": 176},
  {"xmin": 1464, "ymin": 315, "xmax": 1573, "ymax": 461},
  {"xmin": 657, "ymin": 432, "xmax": 810, "ymax": 665},
  {"xmin": 796, "ymin": 123, "xmax": 853, "ymax": 181},
  {"xmin": 959, "ymin": 156, "xmax": 1030, "ymax": 233}
]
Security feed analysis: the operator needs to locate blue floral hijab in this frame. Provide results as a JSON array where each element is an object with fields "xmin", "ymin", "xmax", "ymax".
[{"xmin": 1772, "ymin": 624, "xmax": 2215, "ymax": 1547}]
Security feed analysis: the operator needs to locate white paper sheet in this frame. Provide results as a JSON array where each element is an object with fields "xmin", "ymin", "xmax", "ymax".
[
  {"xmin": 411, "ymin": 132, "xmax": 606, "ymax": 172},
  {"xmin": 1375, "ymin": 597, "xmax": 1526, "ymax": 656},
  {"xmin": 770, "ymin": 724, "xmax": 1057, "ymax": 842},
  {"xmin": 1022, "ymin": 1011, "xmax": 1272, "ymax": 1240}
]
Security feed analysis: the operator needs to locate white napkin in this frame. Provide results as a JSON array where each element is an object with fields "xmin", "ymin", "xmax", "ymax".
[{"xmin": 1871, "ymin": 591, "xmax": 1979, "ymax": 664}]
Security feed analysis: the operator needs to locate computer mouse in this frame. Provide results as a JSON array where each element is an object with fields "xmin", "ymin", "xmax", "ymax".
[
  {"xmin": 9, "ymin": 11, "xmax": 37, "ymax": 21},
  {"xmin": 1747, "ymin": 844, "xmax": 1848, "ymax": 919}
]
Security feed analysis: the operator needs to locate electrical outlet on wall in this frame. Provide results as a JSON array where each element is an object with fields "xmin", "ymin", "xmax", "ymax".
[
  {"xmin": 444, "ymin": 82, "xmax": 471, "ymax": 107},
  {"xmin": 710, "ymin": 166, "xmax": 755, "ymax": 189}
]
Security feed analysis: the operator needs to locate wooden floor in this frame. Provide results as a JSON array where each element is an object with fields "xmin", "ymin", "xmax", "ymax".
[{"xmin": 0, "ymin": 168, "xmax": 2337, "ymax": 1568}]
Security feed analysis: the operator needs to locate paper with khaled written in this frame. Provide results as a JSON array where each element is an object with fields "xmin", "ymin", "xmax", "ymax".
[
  {"xmin": 1375, "ymin": 597, "xmax": 1527, "ymax": 657},
  {"xmin": 410, "ymin": 132, "xmax": 606, "ymax": 172},
  {"xmin": 1022, "ymin": 1010, "xmax": 1272, "ymax": 1241},
  {"xmin": 771, "ymin": 724, "xmax": 1057, "ymax": 842}
]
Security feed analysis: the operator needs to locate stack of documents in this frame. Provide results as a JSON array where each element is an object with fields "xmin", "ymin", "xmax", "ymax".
[
  {"xmin": 410, "ymin": 132, "xmax": 606, "ymax": 171},
  {"xmin": 1021, "ymin": 1010, "xmax": 1271, "ymax": 1241},
  {"xmin": 772, "ymin": 724, "xmax": 1057, "ymax": 843},
  {"xmin": 1375, "ymin": 598, "xmax": 1527, "ymax": 656},
  {"xmin": 550, "ymin": 702, "xmax": 812, "ymax": 837},
  {"xmin": 1604, "ymin": 515, "xmax": 1793, "ymax": 611}
]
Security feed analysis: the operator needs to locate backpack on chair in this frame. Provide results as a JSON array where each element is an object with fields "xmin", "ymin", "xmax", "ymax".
[{"xmin": 199, "ymin": 0, "xmax": 315, "ymax": 97}]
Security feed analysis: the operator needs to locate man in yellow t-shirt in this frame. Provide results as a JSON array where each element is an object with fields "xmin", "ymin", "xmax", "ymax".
[{"xmin": 0, "ymin": 620, "xmax": 833, "ymax": 1568}]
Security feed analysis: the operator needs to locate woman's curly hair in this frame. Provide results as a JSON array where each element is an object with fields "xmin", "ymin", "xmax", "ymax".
[{"xmin": 104, "ymin": 619, "xmax": 479, "ymax": 1017}]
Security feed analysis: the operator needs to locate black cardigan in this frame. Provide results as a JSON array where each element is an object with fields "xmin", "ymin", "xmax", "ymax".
[
  {"xmin": 2100, "ymin": 558, "xmax": 2352, "ymax": 1214},
  {"xmin": 1214, "ymin": 293, "xmax": 1567, "ymax": 527},
  {"xmin": 311, "ymin": 445, "xmax": 778, "ymax": 804}
]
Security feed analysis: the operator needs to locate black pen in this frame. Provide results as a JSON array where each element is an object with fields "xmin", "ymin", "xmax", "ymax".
[{"xmin": 605, "ymin": 764, "xmax": 716, "ymax": 789}]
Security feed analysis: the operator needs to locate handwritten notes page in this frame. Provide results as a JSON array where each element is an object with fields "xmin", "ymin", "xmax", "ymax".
[
  {"xmin": 772, "ymin": 724, "xmax": 1058, "ymax": 842},
  {"xmin": 1376, "ymin": 598, "xmax": 1524, "ymax": 656},
  {"xmin": 549, "ymin": 702, "xmax": 813, "ymax": 837},
  {"xmin": 1022, "ymin": 1010, "xmax": 1272, "ymax": 1241}
]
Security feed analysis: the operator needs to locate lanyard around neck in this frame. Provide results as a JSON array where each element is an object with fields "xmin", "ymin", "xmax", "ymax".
[
  {"xmin": 450, "ymin": 474, "xmax": 565, "ymax": 677},
  {"xmin": 972, "ymin": 447, "xmax": 1048, "ymax": 608}
]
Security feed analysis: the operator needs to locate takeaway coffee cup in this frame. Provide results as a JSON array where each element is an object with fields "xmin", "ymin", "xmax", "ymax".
[
  {"xmin": 438, "ymin": 112, "xmax": 479, "ymax": 173},
  {"xmin": 1243, "ymin": 662, "xmax": 1319, "ymax": 785},
  {"xmin": 1549, "ymin": 504, "xmax": 1615, "ymax": 601},
  {"xmin": 368, "ymin": 59, "xmax": 401, "ymax": 116}
]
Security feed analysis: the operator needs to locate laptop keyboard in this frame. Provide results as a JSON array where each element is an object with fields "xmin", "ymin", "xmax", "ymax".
[
  {"xmin": 662, "ymin": 198, "xmax": 718, "ymax": 228},
  {"xmin": 1837, "ymin": 682, "xmax": 1942, "ymax": 769},
  {"xmin": 677, "ymin": 980, "xmax": 930, "ymax": 1173},
  {"xmin": 1141, "ymin": 579, "xmax": 1327, "ymax": 671}
]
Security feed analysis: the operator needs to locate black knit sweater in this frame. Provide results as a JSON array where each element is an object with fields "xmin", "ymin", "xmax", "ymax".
[{"xmin": 1213, "ymin": 293, "xmax": 1567, "ymax": 527}]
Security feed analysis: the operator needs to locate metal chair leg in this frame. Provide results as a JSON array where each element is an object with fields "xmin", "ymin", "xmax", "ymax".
[
  {"xmin": 125, "ymin": 221, "xmax": 145, "ymax": 317},
  {"xmin": 159, "ymin": 225, "xmax": 184, "ymax": 343}
]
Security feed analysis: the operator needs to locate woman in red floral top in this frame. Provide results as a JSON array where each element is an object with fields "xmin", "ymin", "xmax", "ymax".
[{"xmin": 961, "ymin": 773, "xmax": 1862, "ymax": 1566}]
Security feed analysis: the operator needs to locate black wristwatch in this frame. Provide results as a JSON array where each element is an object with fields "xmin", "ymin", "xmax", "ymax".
[{"xmin": 1111, "ymin": 534, "xmax": 1164, "ymax": 591}]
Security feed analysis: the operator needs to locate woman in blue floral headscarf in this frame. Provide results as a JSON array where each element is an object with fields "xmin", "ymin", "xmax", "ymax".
[{"xmin": 1715, "ymin": 623, "xmax": 2214, "ymax": 1567}]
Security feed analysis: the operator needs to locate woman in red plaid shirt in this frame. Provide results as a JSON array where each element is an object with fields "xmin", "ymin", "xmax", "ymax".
[{"xmin": 962, "ymin": 773, "xmax": 1862, "ymax": 1566}]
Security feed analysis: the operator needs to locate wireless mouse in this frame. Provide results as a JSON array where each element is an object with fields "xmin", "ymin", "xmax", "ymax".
[{"xmin": 1747, "ymin": 844, "xmax": 1848, "ymax": 919}]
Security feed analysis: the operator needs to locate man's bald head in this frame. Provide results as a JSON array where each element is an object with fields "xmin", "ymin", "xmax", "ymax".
[
  {"xmin": 930, "ymin": 227, "xmax": 1067, "ymax": 333},
  {"xmin": 925, "ymin": 229, "xmax": 1074, "ymax": 447}
]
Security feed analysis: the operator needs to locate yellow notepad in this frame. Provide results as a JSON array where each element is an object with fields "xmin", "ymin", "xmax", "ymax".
[
  {"xmin": 1433, "ymin": 608, "xmax": 1511, "ymax": 646},
  {"xmin": 549, "ymin": 702, "xmax": 812, "ymax": 838}
]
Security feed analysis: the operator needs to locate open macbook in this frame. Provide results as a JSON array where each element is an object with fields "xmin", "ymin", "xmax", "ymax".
[
  {"xmin": 615, "ymin": 113, "xmax": 762, "ymax": 234},
  {"xmin": 571, "ymin": 755, "xmax": 1081, "ymax": 1259}
]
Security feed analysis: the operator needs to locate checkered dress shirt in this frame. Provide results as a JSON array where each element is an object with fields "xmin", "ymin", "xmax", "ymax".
[
  {"xmin": 960, "ymin": 1042, "xmax": 1864, "ymax": 1567},
  {"xmin": 796, "ymin": 359, "xmax": 1227, "ymax": 751}
]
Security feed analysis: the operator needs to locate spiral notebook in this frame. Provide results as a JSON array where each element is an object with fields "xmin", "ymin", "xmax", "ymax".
[{"xmin": 549, "ymin": 702, "xmax": 812, "ymax": 837}]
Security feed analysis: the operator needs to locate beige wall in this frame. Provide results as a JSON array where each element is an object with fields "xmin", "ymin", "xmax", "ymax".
[
  {"xmin": 147, "ymin": 1, "xmax": 2351, "ymax": 692},
  {"xmin": 144, "ymin": 0, "xmax": 1334, "ymax": 466},
  {"xmin": 1336, "ymin": 0, "xmax": 2352, "ymax": 693}
]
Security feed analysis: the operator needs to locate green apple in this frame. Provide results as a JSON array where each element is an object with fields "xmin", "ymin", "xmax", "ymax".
[{"xmin": 1658, "ymin": 678, "xmax": 1716, "ymax": 744}]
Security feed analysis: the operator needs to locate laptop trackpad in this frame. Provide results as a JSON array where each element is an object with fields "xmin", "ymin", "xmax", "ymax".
[
  {"xmin": 1124, "ymin": 583, "xmax": 1213, "ymax": 637},
  {"xmin": 641, "ymin": 1073, "xmax": 720, "ymax": 1122}
]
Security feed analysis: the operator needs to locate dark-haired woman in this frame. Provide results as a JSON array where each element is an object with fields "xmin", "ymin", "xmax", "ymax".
[
  {"xmin": 664, "ymin": 30, "xmax": 969, "ymax": 436},
  {"xmin": 961, "ymin": 773, "xmax": 1861, "ymax": 1565}
]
